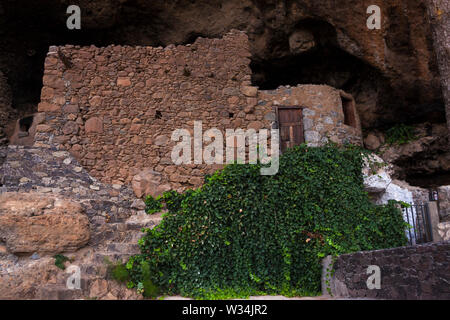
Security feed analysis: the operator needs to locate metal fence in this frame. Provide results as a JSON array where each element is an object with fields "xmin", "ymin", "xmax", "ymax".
[{"xmin": 402, "ymin": 203, "xmax": 434, "ymax": 246}]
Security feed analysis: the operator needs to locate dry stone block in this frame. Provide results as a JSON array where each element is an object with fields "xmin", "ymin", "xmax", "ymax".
[
  {"xmin": 240, "ymin": 85, "xmax": 258, "ymax": 97},
  {"xmin": 85, "ymin": 117, "xmax": 103, "ymax": 133},
  {"xmin": 131, "ymin": 169, "xmax": 163, "ymax": 198},
  {"xmin": 38, "ymin": 102, "xmax": 60, "ymax": 112},
  {"xmin": 62, "ymin": 121, "xmax": 79, "ymax": 135},
  {"xmin": 117, "ymin": 77, "xmax": 131, "ymax": 86}
]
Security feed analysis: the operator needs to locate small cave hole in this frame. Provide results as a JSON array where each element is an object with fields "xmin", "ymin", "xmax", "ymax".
[
  {"xmin": 19, "ymin": 116, "xmax": 34, "ymax": 133},
  {"xmin": 228, "ymin": 112, "xmax": 234, "ymax": 118},
  {"xmin": 155, "ymin": 110, "xmax": 162, "ymax": 119},
  {"xmin": 341, "ymin": 96, "xmax": 357, "ymax": 128}
]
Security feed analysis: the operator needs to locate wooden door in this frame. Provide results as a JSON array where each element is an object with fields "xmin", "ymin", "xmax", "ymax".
[{"xmin": 278, "ymin": 107, "xmax": 304, "ymax": 153}]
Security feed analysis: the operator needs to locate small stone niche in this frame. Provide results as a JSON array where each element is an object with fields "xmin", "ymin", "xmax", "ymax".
[
  {"xmin": 341, "ymin": 94, "xmax": 357, "ymax": 128},
  {"xmin": 9, "ymin": 114, "xmax": 36, "ymax": 146},
  {"xmin": 19, "ymin": 116, "xmax": 34, "ymax": 136}
]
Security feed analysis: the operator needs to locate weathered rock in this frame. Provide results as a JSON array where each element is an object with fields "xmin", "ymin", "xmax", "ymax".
[
  {"xmin": 0, "ymin": 192, "xmax": 90, "ymax": 254},
  {"xmin": 89, "ymin": 279, "xmax": 109, "ymax": 298},
  {"xmin": 289, "ymin": 29, "xmax": 315, "ymax": 54},
  {"xmin": 364, "ymin": 133, "xmax": 381, "ymax": 150},
  {"xmin": 362, "ymin": 153, "xmax": 392, "ymax": 193},
  {"xmin": 438, "ymin": 185, "xmax": 450, "ymax": 221},
  {"xmin": 131, "ymin": 169, "xmax": 163, "ymax": 198},
  {"xmin": 240, "ymin": 85, "xmax": 258, "ymax": 97},
  {"xmin": 0, "ymin": 257, "xmax": 60, "ymax": 299},
  {"xmin": 437, "ymin": 221, "xmax": 450, "ymax": 241},
  {"xmin": 85, "ymin": 117, "xmax": 103, "ymax": 133}
]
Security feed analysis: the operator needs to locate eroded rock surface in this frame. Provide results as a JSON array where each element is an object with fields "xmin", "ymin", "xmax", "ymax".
[
  {"xmin": 0, "ymin": 146, "xmax": 159, "ymax": 299},
  {"xmin": 0, "ymin": 192, "xmax": 90, "ymax": 254}
]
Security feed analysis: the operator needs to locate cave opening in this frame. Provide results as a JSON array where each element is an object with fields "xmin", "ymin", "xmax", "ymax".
[
  {"xmin": 19, "ymin": 116, "xmax": 33, "ymax": 134},
  {"xmin": 250, "ymin": 19, "xmax": 377, "ymax": 94},
  {"xmin": 341, "ymin": 95, "xmax": 357, "ymax": 128},
  {"xmin": 0, "ymin": 0, "xmax": 164, "ymax": 120},
  {"xmin": 405, "ymin": 171, "xmax": 450, "ymax": 189}
]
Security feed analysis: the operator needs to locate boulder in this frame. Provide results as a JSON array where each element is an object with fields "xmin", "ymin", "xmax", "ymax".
[
  {"xmin": 362, "ymin": 153, "xmax": 414, "ymax": 204},
  {"xmin": 0, "ymin": 192, "xmax": 90, "ymax": 254},
  {"xmin": 289, "ymin": 29, "xmax": 316, "ymax": 54},
  {"xmin": 363, "ymin": 171, "xmax": 391, "ymax": 193},
  {"xmin": 364, "ymin": 133, "xmax": 381, "ymax": 150}
]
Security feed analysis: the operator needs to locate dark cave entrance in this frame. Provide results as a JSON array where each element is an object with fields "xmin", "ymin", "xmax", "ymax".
[
  {"xmin": 251, "ymin": 46, "xmax": 373, "ymax": 91},
  {"xmin": 250, "ymin": 19, "xmax": 379, "ymax": 95},
  {"xmin": 406, "ymin": 171, "xmax": 450, "ymax": 188},
  {"xmin": 0, "ymin": 0, "xmax": 164, "ymax": 118},
  {"xmin": 19, "ymin": 116, "xmax": 33, "ymax": 135},
  {"xmin": 341, "ymin": 95, "xmax": 357, "ymax": 128}
]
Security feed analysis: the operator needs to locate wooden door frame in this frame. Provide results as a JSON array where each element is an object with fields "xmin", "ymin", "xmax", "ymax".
[{"xmin": 275, "ymin": 105, "xmax": 306, "ymax": 153}]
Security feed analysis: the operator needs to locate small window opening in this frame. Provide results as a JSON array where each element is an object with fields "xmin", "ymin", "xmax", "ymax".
[
  {"xmin": 19, "ymin": 116, "xmax": 34, "ymax": 133},
  {"xmin": 341, "ymin": 96, "xmax": 356, "ymax": 128},
  {"xmin": 155, "ymin": 111, "xmax": 162, "ymax": 119}
]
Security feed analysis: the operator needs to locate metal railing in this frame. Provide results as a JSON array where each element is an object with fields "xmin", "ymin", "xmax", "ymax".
[{"xmin": 402, "ymin": 203, "xmax": 434, "ymax": 246}]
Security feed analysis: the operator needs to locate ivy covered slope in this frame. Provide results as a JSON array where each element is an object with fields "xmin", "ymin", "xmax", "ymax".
[{"xmin": 125, "ymin": 144, "xmax": 408, "ymax": 298}]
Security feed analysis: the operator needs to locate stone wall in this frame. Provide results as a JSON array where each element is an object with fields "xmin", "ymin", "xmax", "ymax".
[
  {"xmin": 258, "ymin": 85, "xmax": 362, "ymax": 147},
  {"xmin": 438, "ymin": 222, "xmax": 450, "ymax": 241},
  {"xmin": 323, "ymin": 241, "xmax": 450, "ymax": 299},
  {"xmin": 34, "ymin": 30, "xmax": 362, "ymax": 193},
  {"xmin": 34, "ymin": 30, "xmax": 270, "ymax": 191},
  {"xmin": 438, "ymin": 185, "xmax": 450, "ymax": 221}
]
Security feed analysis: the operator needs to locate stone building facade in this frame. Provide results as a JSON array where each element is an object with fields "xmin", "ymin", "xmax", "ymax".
[{"xmin": 32, "ymin": 30, "xmax": 362, "ymax": 194}]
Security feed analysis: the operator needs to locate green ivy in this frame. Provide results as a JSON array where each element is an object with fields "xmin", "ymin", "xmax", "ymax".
[
  {"xmin": 145, "ymin": 195, "xmax": 163, "ymax": 214},
  {"xmin": 54, "ymin": 254, "xmax": 70, "ymax": 270},
  {"xmin": 127, "ymin": 144, "xmax": 408, "ymax": 299},
  {"xmin": 104, "ymin": 257, "xmax": 130, "ymax": 283},
  {"xmin": 385, "ymin": 124, "xmax": 417, "ymax": 145}
]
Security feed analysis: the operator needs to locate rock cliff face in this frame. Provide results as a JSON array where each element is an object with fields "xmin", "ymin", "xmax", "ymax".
[
  {"xmin": 0, "ymin": 0, "xmax": 445, "ymax": 124},
  {"xmin": 0, "ymin": 0, "xmax": 448, "ymax": 183}
]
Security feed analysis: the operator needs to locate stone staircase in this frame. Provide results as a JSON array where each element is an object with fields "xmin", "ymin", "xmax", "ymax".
[
  {"xmin": 0, "ymin": 145, "xmax": 164, "ymax": 299},
  {"xmin": 33, "ymin": 212, "xmax": 164, "ymax": 300}
]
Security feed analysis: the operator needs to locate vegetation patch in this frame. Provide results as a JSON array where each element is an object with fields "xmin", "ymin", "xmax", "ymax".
[
  {"xmin": 126, "ymin": 144, "xmax": 408, "ymax": 299},
  {"xmin": 385, "ymin": 124, "xmax": 417, "ymax": 145},
  {"xmin": 53, "ymin": 254, "xmax": 70, "ymax": 270}
]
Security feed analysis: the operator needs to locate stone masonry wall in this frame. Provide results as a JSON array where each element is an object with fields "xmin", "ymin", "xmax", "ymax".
[
  {"xmin": 34, "ymin": 30, "xmax": 273, "ymax": 192},
  {"xmin": 34, "ymin": 30, "xmax": 362, "ymax": 193},
  {"xmin": 258, "ymin": 85, "xmax": 362, "ymax": 147},
  {"xmin": 323, "ymin": 241, "xmax": 450, "ymax": 299},
  {"xmin": 438, "ymin": 185, "xmax": 450, "ymax": 221}
]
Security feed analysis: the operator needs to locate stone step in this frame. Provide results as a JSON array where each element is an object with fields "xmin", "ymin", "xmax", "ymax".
[
  {"xmin": 125, "ymin": 212, "xmax": 163, "ymax": 229},
  {"xmin": 106, "ymin": 242, "xmax": 140, "ymax": 253},
  {"xmin": 93, "ymin": 252, "xmax": 136, "ymax": 265},
  {"xmin": 36, "ymin": 284, "xmax": 84, "ymax": 300}
]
